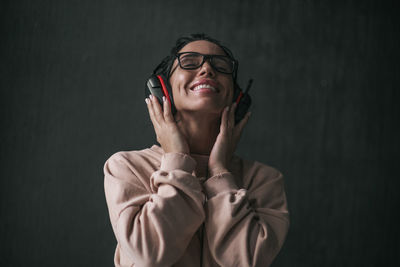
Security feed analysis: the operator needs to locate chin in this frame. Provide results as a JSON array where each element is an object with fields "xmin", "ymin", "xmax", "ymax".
[
  {"xmin": 195, "ymin": 98, "xmax": 225, "ymax": 109},
  {"xmin": 179, "ymin": 100, "xmax": 223, "ymax": 114}
]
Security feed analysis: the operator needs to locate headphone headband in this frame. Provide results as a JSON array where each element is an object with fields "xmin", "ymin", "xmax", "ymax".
[{"xmin": 153, "ymin": 56, "xmax": 172, "ymax": 75}]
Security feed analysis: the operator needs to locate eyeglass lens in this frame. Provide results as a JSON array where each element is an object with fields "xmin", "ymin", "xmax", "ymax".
[{"xmin": 179, "ymin": 53, "xmax": 234, "ymax": 74}]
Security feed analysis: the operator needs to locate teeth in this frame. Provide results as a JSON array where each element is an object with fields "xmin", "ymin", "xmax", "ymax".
[{"xmin": 193, "ymin": 84, "xmax": 216, "ymax": 91}]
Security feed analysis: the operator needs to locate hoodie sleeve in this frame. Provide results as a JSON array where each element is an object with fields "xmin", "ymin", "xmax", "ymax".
[
  {"xmin": 202, "ymin": 163, "xmax": 289, "ymax": 267},
  {"xmin": 104, "ymin": 151, "xmax": 205, "ymax": 267}
]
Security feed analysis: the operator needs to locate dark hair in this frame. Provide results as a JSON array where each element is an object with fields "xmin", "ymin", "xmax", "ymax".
[{"xmin": 153, "ymin": 33, "xmax": 239, "ymax": 83}]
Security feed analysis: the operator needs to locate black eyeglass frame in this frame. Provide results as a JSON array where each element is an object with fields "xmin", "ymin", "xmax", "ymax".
[{"xmin": 174, "ymin": 52, "xmax": 238, "ymax": 77}]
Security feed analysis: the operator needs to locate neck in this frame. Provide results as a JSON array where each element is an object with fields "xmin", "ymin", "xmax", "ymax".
[{"xmin": 175, "ymin": 111, "xmax": 220, "ymax": 155}]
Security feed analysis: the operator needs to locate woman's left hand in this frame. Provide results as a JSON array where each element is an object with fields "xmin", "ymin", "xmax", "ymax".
[{"xmin": 208, "ymin": 102, "xmax": 251, "ymax": 177}]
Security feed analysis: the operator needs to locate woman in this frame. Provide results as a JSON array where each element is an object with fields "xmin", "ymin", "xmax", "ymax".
[{"xmin": 104, "ymin": 34, "xmax": 289, "ymax": 267}]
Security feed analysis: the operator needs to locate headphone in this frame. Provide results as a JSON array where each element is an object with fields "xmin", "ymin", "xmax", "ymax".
[{"xmin": 145, "ymin": 59, "xmax": 252, "ymax": 124}]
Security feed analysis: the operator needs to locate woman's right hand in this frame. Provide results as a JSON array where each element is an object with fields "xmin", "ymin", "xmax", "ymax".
[{"xmin": 146, "ymin": 95, "xmax": 189, "ymax": 154}]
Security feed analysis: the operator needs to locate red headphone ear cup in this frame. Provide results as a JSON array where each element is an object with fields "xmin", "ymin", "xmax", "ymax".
[
  {"xmin": 235, "ymin": 93, "xmax": 252, "ymax": 124},
  {"xmin": 145, "ymin": 74, "xmax": 176, "ymax": 115},
  {"xmin": 145, "ymin": 74, "xmax": 165, "ymax": 102},
  {"xmin": 232, "ymin": 83, "xmax": 241, "ymax": 103},
  {"xmin": 232, "ymin": 83, "xmax": 252, "ymax": 124},
  {"xmin": 157, "ymin": 74, "xmax": 176, "ymax": 115}
]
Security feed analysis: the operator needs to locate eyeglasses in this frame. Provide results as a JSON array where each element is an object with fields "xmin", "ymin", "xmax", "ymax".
[{"xmin": 175, "ymin": 52, "xmax": 237, "ymax": 75}]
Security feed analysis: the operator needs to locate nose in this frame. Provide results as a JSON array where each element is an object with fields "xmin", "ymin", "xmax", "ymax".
[{"xmin": 198, "ymin": 59, "xmax": 216, "ymax": 77}]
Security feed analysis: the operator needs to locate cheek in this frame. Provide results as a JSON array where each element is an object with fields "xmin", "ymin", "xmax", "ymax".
[
  {"xmin": 170, "ymin": 72, "xmax": 191, "ymax": 93},
  {"xmin": 169, "ymin": 75, "xmax": 181, "ymax": 97},
  {"xmin": 224, "ymin": 79, "xmax": 235, "ymax": 102},
  {"xmin": 169, "ymin": 72, "xmax": 193, "ymax": 107}
]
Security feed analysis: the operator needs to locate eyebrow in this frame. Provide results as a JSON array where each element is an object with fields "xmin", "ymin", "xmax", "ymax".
[{"xmin": 178, "ymin": 51, "xmax": 229, "ymax": 57}]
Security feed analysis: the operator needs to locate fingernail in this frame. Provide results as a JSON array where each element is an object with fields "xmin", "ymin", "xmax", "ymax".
[
  {"xmin": 149, "ymin": 94, "xmax": 153, "ymax": 100},
  {"xmin": 145, "ymin": 98, "xmax": 149, "ymax": 104},
  {"xmin": 163, "ymin": 96, "xmax": 166, "ymax": 102}
]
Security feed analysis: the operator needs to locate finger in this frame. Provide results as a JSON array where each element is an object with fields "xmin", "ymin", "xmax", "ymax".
[
  {"xmin": 220, "ymin": 106, "xmax": 229, "ymax": 134},
  {"xmin": 146, "ymin": 97, "xmax": 159, "ymax": 128},
  {"xmin": 228, "ymin": 102, "xmax": 236, "ymax": 129},
  {"xmin": 163, "ymin": 96, "xmax": 174, "ymax": 123},
  {"xmin": 150, "ymin": 94, "xmax": 164, "ymax": 123},
  {"xmin": 234, "ymin": 111, "xmax": 251, "ymax": 139}
]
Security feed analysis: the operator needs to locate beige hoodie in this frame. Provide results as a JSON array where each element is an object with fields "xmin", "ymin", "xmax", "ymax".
[{"xmin": 104, "ymin": 145, "xmax": 289, "ymax": 267}]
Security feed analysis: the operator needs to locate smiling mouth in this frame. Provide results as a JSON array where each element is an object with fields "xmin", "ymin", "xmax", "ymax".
[{"xmin": 191, "ymin": 84, "xmax": 218, "ymax": 92}]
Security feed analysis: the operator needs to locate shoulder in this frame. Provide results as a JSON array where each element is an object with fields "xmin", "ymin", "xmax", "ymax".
[
  {"xmin": 104, "ymin": 145, "xmax": 163, "ymax": 185},
  {"xmin": 237, "ymin": 157, "xmax": 288, "ymax": 212},
  {"xmin": 236, "ymin": 156, "xmax": 284, "ymax": 191},
  {"xmin": 244, "ymin": 159, "xmax": 282, "ymax": 179}
]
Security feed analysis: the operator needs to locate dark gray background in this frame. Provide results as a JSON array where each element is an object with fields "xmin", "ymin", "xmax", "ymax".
[{"xmin": 1, "ymin": 0, "xmax": 398, "ymax": 266}]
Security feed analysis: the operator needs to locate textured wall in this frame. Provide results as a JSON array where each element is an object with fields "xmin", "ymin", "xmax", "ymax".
[{"xmin": 1, "ymin": 0, "xmax": 398, "ymax": 266}]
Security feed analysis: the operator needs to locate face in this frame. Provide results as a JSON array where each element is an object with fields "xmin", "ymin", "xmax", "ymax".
[{"xmin": 169, "ymin": 40, "xmax": 235, "ymax": 115}]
